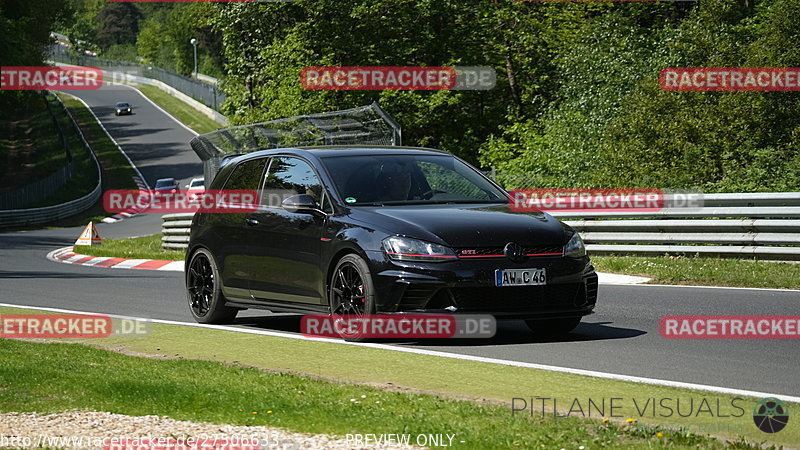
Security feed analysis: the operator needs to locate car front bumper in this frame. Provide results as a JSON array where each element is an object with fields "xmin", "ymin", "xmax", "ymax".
[{"xmin": 365, "ymin": 251, "xmax": 598, "ymax": 319}]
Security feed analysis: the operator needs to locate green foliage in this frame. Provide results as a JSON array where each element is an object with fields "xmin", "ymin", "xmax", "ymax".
[
  {"xmin": 479, "ymin": 0, "xmax": 800, "ymax": 191},
  {"xmin": 93, "ymin": 3, "xmax": 142, "ymax": 49},
  {"xmin": 10, "ymin": 0, "xmax": 799, "ymax": 192}
]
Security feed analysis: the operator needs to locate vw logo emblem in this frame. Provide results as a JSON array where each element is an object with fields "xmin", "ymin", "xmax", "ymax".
[{"xmin": 503, "ymin": 242, "xmax": 525, "ymax": 262}]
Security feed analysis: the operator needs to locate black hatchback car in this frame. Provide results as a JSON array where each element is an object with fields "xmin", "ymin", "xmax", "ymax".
[
  {"xmin": 185, "ymin": 146, "xmax": 598, "ymax": 335},
  {"xmin": 115, "ymin": 102, "xmax": 132, "ymax": 116}
]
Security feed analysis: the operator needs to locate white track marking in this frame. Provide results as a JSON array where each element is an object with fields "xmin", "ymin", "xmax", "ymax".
[
  {"xmin": 108, "ymin": 82, "xmax": 199, "ymax": 137},
  {"xmin": 56, "ymin": 91, "xmax": 150, "ymax": 190},
  {"xmin": 1, "ymin": 302, "xmax": 797, "ymax": 403}
]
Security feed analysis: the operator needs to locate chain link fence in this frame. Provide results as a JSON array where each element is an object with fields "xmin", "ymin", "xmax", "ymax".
[
  {"xmin": 190, "ymin": 102, "xmax": 402, "ymax": 183},
  {"xmin": 48, "ymin": 44, "xmax": 226, "ymax": 111}
]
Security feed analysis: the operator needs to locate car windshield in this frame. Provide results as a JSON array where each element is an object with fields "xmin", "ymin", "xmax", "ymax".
[
  {"xmin": 116, "ymin": 103, "xmax": 129, "ymax": 107},
  {"xmin": 190, "ymin": 180, "xmax": 204, "ymax": 188},
  {"xmin": 321, "ymin": 154, "xmax": 507, "ymax": 205},
  {"xmin": 155, "ymin": 179, "xmax": 174, "ymax": 188}
]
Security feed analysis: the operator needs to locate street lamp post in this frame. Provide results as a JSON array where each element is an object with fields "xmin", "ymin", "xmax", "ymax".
[{"xmin": 190, "ymin": 38, "xmax": 198, "ymax": 78}]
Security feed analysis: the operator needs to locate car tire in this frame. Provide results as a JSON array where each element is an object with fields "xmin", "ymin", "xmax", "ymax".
[
  {"xmin": 186, "ymin": 248, "xmax": 238, "ymax": 324},
  {"xmin": 524, "ymin": 317, "xmax": 581, "ymax": 336},
  {"xmin": 327, "ymin": 253, "xmax": 376, "ymax": 342}
]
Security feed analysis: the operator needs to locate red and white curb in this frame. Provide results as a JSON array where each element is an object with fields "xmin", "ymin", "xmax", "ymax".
[
  {"xmin": 101, "ymin": 176, "xmax": 149, "ymax": 223},
  {"xmin": 45, "ymin": 245, "xmax": 650, "ymax": 284},
  {"xmin": 47, "ymin": 246, "xmax": 183, "ymax": 272}
]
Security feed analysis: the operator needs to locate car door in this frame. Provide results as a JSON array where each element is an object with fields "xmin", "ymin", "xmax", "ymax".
[
  {"xmin": 246, "ymin": 156, "xmax": 330, "ymax": 305},
  {"xmin": 214, "ymin": 157, "xmax": 269, "ymax": 301}
]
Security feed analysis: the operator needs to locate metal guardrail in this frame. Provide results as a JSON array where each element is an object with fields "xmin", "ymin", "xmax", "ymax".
[
  {"xmin": 550, "ymin": 192, "xmax": 800, "ymax": 260},
  {"xmin": 161, "ymin": 213, "xmax": 194, "ymax": 249},
  {"xmin": 48, "ymin": 43, "xmax": 225, "ymax": 111},
  {"xmin": 161, "ymin": 193, "xmax": 800, "ymax": 259},
  {"xmin": 0, "ymin": 92, "xmax": 102, "ymax": 228}
]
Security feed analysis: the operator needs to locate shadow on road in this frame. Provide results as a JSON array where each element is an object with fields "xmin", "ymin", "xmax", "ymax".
[{"xmin": 231, "ymin": 314, "xmax": 646, "ymax": 346}]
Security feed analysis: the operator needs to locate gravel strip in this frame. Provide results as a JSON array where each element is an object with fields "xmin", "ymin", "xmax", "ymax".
[{"xmin": 0, "ymin": 411, "xmax": 422, "ymax": 449}]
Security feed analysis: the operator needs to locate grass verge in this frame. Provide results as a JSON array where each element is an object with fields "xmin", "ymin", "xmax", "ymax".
[
  {"xmin": 0, "ymin": 92, "xmax": 96, "ymax": 208},
  {"xmin": 74, "ymin": 233, "xmax": 184, "ymax": 261},
  {"xmin": 3, "ymin": 92, "xmax": 141, "ymax": 230},
  {"xmin": 592, "ymin": 255, "xmax": 800, "ymax": 290},
  {"xmin": 24, "ymin": 93, "xmax": 99, "ymax": 208},
  {"xmin": 133, "ymin": 84, "xmax": 222, "ymax": 135},
  {"xmin": 0, "ymin": 305, "xmax": 795, "ymax": 448},
  {"xmin": 0, "ymin": 332, "xmax": 767, "ymax": 446}
]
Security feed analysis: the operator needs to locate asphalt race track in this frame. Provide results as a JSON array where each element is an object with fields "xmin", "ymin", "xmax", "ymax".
[{"xmin": 0, "ymin": 85, "xmax": 797, "ymax": 400}]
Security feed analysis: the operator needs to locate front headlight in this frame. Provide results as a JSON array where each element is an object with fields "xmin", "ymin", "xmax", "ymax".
[
  {"xmin": 382, "ymin": 236, "xmax": 457, "ymax": 262},
  {"xmin": 564, "ymin": 232, "xmax": 586, "ymax": 258}
]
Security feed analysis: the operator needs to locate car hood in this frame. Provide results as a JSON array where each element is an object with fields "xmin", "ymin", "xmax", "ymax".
[{"xmin": 351, "ymin": 203, "xmax": 569, "ymax": 247}]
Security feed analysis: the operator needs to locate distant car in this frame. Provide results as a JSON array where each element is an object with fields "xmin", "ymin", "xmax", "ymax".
[
  {"xmin": 115, "ymin": 102, "xmax": 132, "ymax": 116},
  {"xmin": 185, "ymin": 178, "xmax": 205, "ymax": 203},
  {"xmin": 153, "ymin": 178, "xmax": 178, "ymax": 194}
]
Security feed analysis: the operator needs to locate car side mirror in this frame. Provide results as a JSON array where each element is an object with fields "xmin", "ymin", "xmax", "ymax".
[{"xmin": 281, "ymin": 194, "xmax": 320, "ymax": 214}]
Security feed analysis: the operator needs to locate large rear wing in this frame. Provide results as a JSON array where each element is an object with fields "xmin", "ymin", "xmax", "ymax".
[{"xmin": 189, "ymin": 102, "xmax": 402, "ymax": 184}]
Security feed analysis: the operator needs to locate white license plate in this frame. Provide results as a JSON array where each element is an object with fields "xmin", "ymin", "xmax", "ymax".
[{"xmin": 495, "ymin": 268, "xmax": 546, "ymax": 287}]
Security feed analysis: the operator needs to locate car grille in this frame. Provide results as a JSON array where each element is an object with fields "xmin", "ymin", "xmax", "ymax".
[
  {"xmin": 448, "ymin": 283, "xmax": 581, "ymax": 311},
  {"xmin": 455, "ymin": 245, "xmax": 563, "ymax": 258}
]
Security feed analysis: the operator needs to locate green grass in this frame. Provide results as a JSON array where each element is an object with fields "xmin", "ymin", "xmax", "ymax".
[
  {"xmin": 134, "ymin": 84, "xmax": 222, "ymax": 135},
  {"xmin": 0, "ymin": 305, "xmax": 794, "ymax": 448},
  {"xmin": 0, "ymin": 94, "xmax": 67, "ymax": 187},
  {"xmin": 0, "ymin": 93, "xmax": 97, "ymax": 208},
  {"xmin": 24, "ymin": 94, "xmax": 99, "ymax": 208},
  {"xmin": 0, "ymin": 338, "xmax": 741, "ymax": 449},
  {"xmin": 3, "ymin": 92, "xmax": 141, "ymax": 230},
  {"xmin": 74, "ymin": 233, "xmax": 184, "ymax": 261},
  {"xmin": 592, "ymin": 255, "xmax": 800, "ymax": 289}
]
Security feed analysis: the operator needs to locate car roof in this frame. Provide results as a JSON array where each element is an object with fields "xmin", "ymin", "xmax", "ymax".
[
  {"xmin": 230, "ymin": 146, "xmax": 450, "ymax": 163},
  {"xmin": 156, "ymin": 177, "xmax": 175, "ymax": 182}
]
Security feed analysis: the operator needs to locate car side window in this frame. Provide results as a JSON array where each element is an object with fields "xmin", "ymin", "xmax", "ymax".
[
  {"xmin": 262, "ymin": 157, "xmax": 325, "ymax": 210},
  {"xmin": 223, "ymin": 158, "xmax": 268, "ymax": 191}
]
